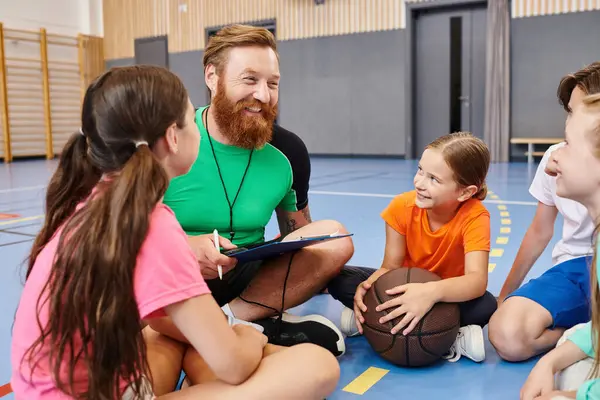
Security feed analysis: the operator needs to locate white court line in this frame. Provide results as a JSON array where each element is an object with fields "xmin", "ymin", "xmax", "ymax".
[
  {"xmin": 0, "ymin": 185, "xmax": 46, "ymax": 194},
  {"xmin": 309, "ymin": 190, "xmax": 537, "ymax": 206},
  {"xmin": 0, "ymin": 185, "xmax": 538, "ymax": 206}
]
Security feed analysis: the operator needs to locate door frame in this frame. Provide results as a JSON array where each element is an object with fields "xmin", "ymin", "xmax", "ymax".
[{"xmin": 404, "ymin": 0, "xmax": 488, "ymax": 159}]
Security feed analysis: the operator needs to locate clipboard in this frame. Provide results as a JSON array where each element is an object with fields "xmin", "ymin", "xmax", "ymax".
[{"xmin": 222, "ymin": 233, "xmax": 354, "ymax": 263}]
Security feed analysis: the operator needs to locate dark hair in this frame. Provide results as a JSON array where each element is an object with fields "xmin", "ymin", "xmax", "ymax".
[
  {"xmin": 23, "ymin": 65, "xmax": 189, "ymax": 399},
  {"xmin": 557, "ymin": 61, "xmax": 600, "ymax": 112},
  {"xmin": 426, "ymin": 132, "xmax": 490, "ymax": 201}
]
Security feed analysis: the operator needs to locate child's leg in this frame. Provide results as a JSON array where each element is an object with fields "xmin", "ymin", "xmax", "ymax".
[
  {"xmin": 182, "ymin": 344, "xmax": 285, "ymax": 385},
  {"xmin": 328, "ymin": 266, "xmax": 377, "ymax": 336},
  {"xmin": 159, "ymin": 343, "xmax": 340, "ymax": 400},
  {"xmin": 143, "ymin": 326, "xmax": 187, "ymax": 395},
  {"xmin": 458, "ymin": 290, "xmax": 498, "ymax": 327},
  {"xmin": 327, "ymin": 266, "xmax": 377, "ymax": 309},
  {"xmin": 444, "ymin": 291, "xmax": 497, "ymax": 364},
  {"xmin": 489, "ymin": 256, "xmax": 591, "ymax": 362}
]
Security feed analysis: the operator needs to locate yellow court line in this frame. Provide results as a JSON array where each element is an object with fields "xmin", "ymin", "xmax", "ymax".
[
  {"xmin": 491, "ymin": 248, "xmax": 504, "ymax": 257},
  {"xmin": 500, "ymin": 227, "xmax": 511, "ymax": 234},
  {"xmin": 496, "ymin": 237, "xmax": 509, "ymax": 245},
  {"xmin": 343, "ymin": 367, "xmax": 389, "ymax": 395},
  {"xmin": 500, "ymin": 211, "xmax": 510, "ymax": 217},
  {"xmin": 488, "ymin": 263, "xmax": 496, "ymax": 272},
  {"xmin": 497, "ymin": 205, "xmax": 507, "ymax": 210},
  {"xmin": 501, "ymin": 218, "xmax": 511, "ymax": 225},
  {"xmin": 0, "ymin": 215, "xmax": 44, "ymax": 227}
]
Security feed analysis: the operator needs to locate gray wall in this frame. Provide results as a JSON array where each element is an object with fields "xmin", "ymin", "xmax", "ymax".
[
  {"xmin": 278, "ymin": 30, "xmax": 406, "ymax": 156},
  {"xmin": 106, "ymin": 53, "xmax": 208, "ymax": 106},
  {"xmin": 105, "ymin": 58, "xmax": 135, "ymax": 69},
  {"xmin": 169, "ymin": 51, "xmax": 208, "ymax": 106},
  {"xmin": 105, "ymin": 10, "xmax": 600, "ymax": 158},
  {"xmin": 510, "ymin": 10, "xmax": 600, "ymax": 141}
]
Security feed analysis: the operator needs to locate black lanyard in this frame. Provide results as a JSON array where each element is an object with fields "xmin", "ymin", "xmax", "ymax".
[{"xmin": 203, "ymin": 107, "xmax": 254, "ymax": 242}]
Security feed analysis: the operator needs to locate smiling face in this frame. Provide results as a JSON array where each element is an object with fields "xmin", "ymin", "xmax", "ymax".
[
  {"xmin": 209, "ymin": 45, "xmax": 280, "ymax": 149},
  {"xmin": 554, "ymin": 89, "xmax": 600, "ymax": 207},
  {"xmin": 413, "ymin": 148, "xmax": 466, "ymax": 209}
]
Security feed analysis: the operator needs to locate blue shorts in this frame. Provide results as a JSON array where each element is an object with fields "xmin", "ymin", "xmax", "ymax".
[{"xmin": 506, "ymin": 256, "xmax": 592, "ymax": 328}]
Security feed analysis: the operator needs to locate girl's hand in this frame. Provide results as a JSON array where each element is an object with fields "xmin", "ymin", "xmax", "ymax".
[
  {"xmin": 232, "ymin": 324, "xmax": 268, "ymax": 349},
  {"xmin": 375, "ymin": 282, "xmax": 438, "ymax": 335},
  {"xmin": 353, "ymin": 280, "xmax": 372, "ymax": 335},
  {"xmin": 520, "ymin": 359, "xmax": 555, "ymax": 400}
]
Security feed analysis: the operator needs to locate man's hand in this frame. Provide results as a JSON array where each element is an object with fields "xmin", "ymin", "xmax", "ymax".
[{"xmin": 188, "ymin": 234, "xmax": 238, "ymax": 280}]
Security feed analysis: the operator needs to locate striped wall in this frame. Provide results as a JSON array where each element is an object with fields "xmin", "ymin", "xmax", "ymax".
[
  {"xmin": 102, "ymin": 0, "xmax": 600, "ymax": 60},
  {"xmin": 512, "ymin": 0, "xmax": 600, "ymax": 18}
]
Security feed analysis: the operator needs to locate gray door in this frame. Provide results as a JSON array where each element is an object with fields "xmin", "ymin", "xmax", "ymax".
[
  {"xmin": 134, "ymin": 36, "xmax": 169, "ymax": 68},
  {"xmin": 414, "ymin": 5, "xmax": 487, "ymax": 154}
]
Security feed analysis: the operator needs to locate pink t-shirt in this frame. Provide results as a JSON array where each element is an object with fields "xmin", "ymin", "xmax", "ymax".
[{"xmin": 10, "ymin": 203, "xmax": 210, "ymax": 399}]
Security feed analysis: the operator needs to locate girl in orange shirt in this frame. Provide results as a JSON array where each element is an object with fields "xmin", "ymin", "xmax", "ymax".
[{"xmin": 328, "ymin": 132, "xmax": 496, "ymax": 363}]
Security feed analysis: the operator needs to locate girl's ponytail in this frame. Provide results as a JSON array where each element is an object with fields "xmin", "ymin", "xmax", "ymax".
[
  {"xmin": 27, "ymin": 131, "xmax": 100, "ymax": 278},
  {"xmin": 474, "ymin": 182, "xmax": 488, "ymax": 201}
]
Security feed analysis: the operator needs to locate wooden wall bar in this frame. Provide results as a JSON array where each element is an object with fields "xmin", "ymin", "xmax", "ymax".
[{"xmin": 0, "ymin": 24, "xmax": 104, "ymax": 161}]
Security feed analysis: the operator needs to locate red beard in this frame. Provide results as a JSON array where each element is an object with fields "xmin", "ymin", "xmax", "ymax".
[{"xmin": 211, "ymin": 80, "xmax": 278, "ymax": 149}]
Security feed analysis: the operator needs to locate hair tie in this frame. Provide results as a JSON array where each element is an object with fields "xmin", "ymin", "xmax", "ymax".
[{"xmin": 135, "ymin": 140, "xmax": 149, "ymax": 148}]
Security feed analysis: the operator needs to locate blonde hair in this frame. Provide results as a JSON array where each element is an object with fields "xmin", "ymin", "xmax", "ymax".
[
  {"xmin": 203, "ymin": 24, "xmax": 278, "ymax": 75},
  {"xmin": 583, "ymin": 91, "xmax": 600, "ymax": 380},
  {"xmin": 425, "ymin": 132, "xmax": 490, "ymax": 200}
]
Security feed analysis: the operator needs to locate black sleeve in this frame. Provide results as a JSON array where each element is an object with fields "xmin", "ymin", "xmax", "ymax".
[{"xmin": 269, "ymin": 124, "xmax": 311, "ymax": 210}]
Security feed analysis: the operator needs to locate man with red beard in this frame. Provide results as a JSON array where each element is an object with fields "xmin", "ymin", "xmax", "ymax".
[{"xmin": 160, "ymin": 24, "xmax": 354, "ymax": 357}]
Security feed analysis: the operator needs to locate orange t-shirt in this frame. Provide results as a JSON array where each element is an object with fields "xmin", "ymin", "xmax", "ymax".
[{"xmin": 381, "ymin": 190, "xmax": 490, "ymax": 279}]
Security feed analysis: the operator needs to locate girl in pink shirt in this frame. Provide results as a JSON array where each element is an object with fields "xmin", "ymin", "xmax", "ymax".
[{"xmin": 10, "ymin": 65, "xmax": 339, "ymax": 400}]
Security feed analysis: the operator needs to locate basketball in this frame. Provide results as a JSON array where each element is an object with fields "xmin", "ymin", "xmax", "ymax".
[{"xmin": 362, "ymin": 267, "xmax": 460, "ymax": 367}]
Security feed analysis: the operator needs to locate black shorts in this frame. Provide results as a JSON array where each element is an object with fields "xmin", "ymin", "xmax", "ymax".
[{"xmin": 206, "ymin": 260, "xmax": 264, "ymax": 306}]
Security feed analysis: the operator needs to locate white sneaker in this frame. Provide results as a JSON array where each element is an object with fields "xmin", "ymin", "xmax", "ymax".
[
  {"xmin": 340, "ymin": 307, "xmax": 362, "ymax": 337},
  {"xmin": 226, "ymin": 314, "xmax": 265, "ymax": 333},
  {"xmin": 443, "ymin": 325, "xmax": 485, "ymax": 363}
]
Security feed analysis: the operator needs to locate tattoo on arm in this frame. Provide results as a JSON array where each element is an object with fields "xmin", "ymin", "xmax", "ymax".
[
  {"xmin": 277, "ymin": 206, "xmax": 311, "ymax": 236},
  {"xmin": 301, "ymin": 206, "xmax": 312, "ymax": 223},
  {"xmin": 285, "ymin": 217, "xmax": 298, "ymax": 235}
]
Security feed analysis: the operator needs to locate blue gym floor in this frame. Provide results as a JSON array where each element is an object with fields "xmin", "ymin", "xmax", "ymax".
[{"xmin": 0, "ymin": 157, "xmax": 560, "ymax": 399}]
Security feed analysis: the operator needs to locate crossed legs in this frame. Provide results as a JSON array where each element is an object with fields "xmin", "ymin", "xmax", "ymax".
[
  {"xmin": 489, "ymin": 256, "xmax": 591, "ymax": 362},
  {"xmin": 144, "ymin": 327, "xmax": 340, "ymax": 400}
]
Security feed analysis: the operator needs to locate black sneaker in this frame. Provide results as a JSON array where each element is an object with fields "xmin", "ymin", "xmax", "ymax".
[{"xmin": 255, "ymin": 313, "xmax": 346, "ymax": 357}]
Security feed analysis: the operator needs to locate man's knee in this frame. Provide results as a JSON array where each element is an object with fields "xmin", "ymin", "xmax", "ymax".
[{"xmin": 316, "ymin": 219, "xmax": 355, "ymax": 271}]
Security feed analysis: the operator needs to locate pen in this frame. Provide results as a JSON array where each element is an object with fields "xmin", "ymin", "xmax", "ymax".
[{"xmin": 213, "ymin": 229, "xmax": 223, "ymax": 280}]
